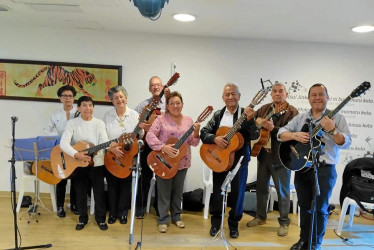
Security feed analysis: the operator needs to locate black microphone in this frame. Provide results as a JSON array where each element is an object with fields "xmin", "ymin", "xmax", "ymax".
[
  {"xmin": 11, "ymin": 116, "xmax": 18, "ymax": 122},
  {"xmin": 305, "ymin": 118, "xmax": 312, "ymax": 124}
]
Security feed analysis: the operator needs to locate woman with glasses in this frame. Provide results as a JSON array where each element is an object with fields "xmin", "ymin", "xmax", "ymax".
[{"xmin": 44, "ymin": 85, "xmax": 79, "ymax": 218}]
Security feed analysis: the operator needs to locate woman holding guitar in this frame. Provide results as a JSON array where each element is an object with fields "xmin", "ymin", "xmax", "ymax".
[
  {"xmin": 102, "ymin": 86, "xmax": 140, "ymax": 225},
  {"xmin": 145, "ymin": 91, "xmax": 200, "ymax": 233},
  {"xmin": 60, "ymin": 96, "xmax": 114, "ymax": 231},
  {"xmin": 43, "ymin": 85, "xmax": 79, "ymax": 218}
]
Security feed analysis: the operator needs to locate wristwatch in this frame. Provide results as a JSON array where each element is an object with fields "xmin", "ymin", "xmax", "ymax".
[{"xmin": 328, "ymin": 128, "xmax": 338, "ymax": 136}]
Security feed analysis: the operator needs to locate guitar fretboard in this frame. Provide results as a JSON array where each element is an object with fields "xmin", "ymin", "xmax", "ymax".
[
  {"xmin": 225, "ymin": 103, "xmax": 255, "ymax": 141},
  {"xmin": 86, "ymin": 138, "xmax": 118, "ymax": 155}
]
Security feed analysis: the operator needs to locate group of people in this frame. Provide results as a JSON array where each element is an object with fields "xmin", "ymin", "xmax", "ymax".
[{"xmin": 43, "ymin": 77, "xmax": 351, "ymax": 250}]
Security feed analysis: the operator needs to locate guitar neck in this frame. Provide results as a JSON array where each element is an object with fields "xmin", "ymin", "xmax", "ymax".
[
  {"xmin": 258, "ymin": 109, "xmax": 275, "ymax": 129},
  {"xmin": 312, "ymin": 95, "xmax": 352, "ymax": 136},
  {"xmin": 133, "ymin": 106, "xmax": 153, "ymax": 135},
  {"xmin": 86, "ymin": 138, "xmax": 118, "ymax": 155},
  {"xmin": 226, "ymin": 103, "xmax": 255, "ymax": 141},
  {"xmin": 174, "ymin": 125, "xmax": 195, "ymax": 149}
]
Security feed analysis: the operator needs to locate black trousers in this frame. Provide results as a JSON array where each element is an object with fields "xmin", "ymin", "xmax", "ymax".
[
  {"xmin": 56, "ymin": 178, "xmax": 76, "ymax": 208},
  {"xmin": 105, "ymin": 168, "xmax": 131, "ymax": 217},
  {"xmin": 210, "ymin": 152, "xmax": 249, "ymax": 231},
  {"xmin": 72, "ymin": 166, "xmax": 106, "ymax": 223}
]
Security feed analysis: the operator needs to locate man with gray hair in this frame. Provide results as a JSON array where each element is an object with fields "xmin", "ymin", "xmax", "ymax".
[{"xmin": 246, "ymin": 82, "xmax": 298, "ymax": 237}]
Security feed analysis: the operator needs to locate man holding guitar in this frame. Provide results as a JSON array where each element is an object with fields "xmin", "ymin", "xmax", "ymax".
[
  {"xmin": 60, "ymin": 96, "xmax": 115, "ymax": 231},
  {"xmin": 278, "ymin": 84, "xmax": 352, "ymax": 250},
  {"xmin": 200, "ymin": 83, "xmax": 258, "ymax": 238},
  {"xmin": 134, "ymin": 76, "xmax": 171, "ymax": 218},
  {"xmin": 247, "ymin": 83, "xmax": 298, "ymax": 237}
]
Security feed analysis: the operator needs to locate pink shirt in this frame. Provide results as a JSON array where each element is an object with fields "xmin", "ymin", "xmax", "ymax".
[{"xmin": 146, "ymin": 113, "xmax": 200, "ymax": 170}]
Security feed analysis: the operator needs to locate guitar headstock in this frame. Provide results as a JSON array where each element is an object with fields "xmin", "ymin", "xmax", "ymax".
[
  {"xmin": 165, "ymin": 72, "xmax": 180, "ymax": 88},
  {"xmin": 250, "ymin": 89, "xmax": 269, "ymax": 108},
  {"xmin": 118, "ymin": 133, "xmax": 136, "ymax": 143},
  {"xmin": 350, "ymin": 81, "xmax": 371, "ymax": 98},
  {"xmin": 274, "ymin": 102, "xmax": 289, "ymax": 114},
  {"xmin": 197, "ymin": 106, "xmax": 213, "ymax": 123},
  {"xmin": 148, "ymin": 96, "xmax": 161, "ymax": 111}
]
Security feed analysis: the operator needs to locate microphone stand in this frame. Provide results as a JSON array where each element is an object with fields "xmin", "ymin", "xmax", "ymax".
[
  {"xmin": 306, "ymin": 120, "xmax": 320, "ymax": 250},
  {"xmin": 129, "ymin": 139, "xmax": 143, "ymax": 249},
  {"xmin": 7, "ymin": 117, "xmax": 52, "ymax": 250},
  {"xmin": 213, "ymin": 156, "xmax": 243, "ymax": 250}
]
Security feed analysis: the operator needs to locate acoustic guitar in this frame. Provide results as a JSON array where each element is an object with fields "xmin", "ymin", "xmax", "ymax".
[
  {"xmin": 31, "ymin": 160, "xmax": 61, "ymax": 185},
  {"xmin": 200, "ymin": 89, "xmax": 269, "ymax": 173},
  {"xmin": 51, "ymin": 133, "xmax": 131, "ymax": 179},
  {"xmin": 147, "ymin": 106, "xmax": 213, "ymax": 179},
  {"xmin": 250, "ymin": 102, "xmax": 288, "ymax": 157},
  {"xmin": 104, "ymin": 73, "xmax": 180, "ymax": 179},
  {"xmin": 279, "ymin": 81, "xmax": 371, "ymax": 172}
]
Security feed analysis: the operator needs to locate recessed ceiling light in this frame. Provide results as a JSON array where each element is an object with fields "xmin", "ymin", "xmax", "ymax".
[
  {"xmin": 352, "ymin": 25, "xmax": 374, "ymax": 33},
  {"xmin": 173, "ymin": 14, "xmax": 196, "ymax": 22}
]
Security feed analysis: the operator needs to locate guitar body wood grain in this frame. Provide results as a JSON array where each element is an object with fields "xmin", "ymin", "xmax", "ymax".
[
  {"xmin": 50, "ymin": 141, "xmax": 93, "ymax": 179},
  {"xmin": 147, "ymin": 138, "xmax": 188, "ymax": 179},
  {"xmin": 104, "ymin": 140, "xmax": 139, "ymax": 179},
  {"xmin": 200, "ymin": 126, "xmax": 244, "ymax": 173}
]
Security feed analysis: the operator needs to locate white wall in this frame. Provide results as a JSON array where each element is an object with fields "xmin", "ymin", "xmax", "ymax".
[{"xmin": 0, "ymin": 26, "xmax": 373, "ymax": 204}]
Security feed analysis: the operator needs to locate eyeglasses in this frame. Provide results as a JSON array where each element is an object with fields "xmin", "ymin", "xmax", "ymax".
[{"xmin": 61, "ymin": 95, "xmax": 74, "ymax": 98}]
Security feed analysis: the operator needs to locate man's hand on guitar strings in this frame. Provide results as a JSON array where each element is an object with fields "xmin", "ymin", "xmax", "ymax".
[
  {"xmin": 214, "ymin": 136, "xmax": 229, "ymax": 149},
  {"xmin": 292, "ymin": 132, "xmax": 310, "ymax": 144}
]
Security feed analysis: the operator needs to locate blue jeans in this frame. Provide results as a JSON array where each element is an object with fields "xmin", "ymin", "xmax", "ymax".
[{"xmin": 295, "ymin": 165, "xmax": 337, "ymax": 248}]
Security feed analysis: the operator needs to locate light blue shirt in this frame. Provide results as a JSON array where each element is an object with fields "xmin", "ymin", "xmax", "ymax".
[{"xmin": 277, "ymin": 109, "xmax": 352, "ymax": 165}]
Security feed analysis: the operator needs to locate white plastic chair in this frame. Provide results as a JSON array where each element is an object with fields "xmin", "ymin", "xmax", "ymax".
[
  {"xmin": 146, "ymin": 173, "xmax": 157, "ymax": 213},
  {"xmin": 336, "ymin": 196, "xmax": 374, "ymax": 235},
  {"xmin": 202, "ymin": 161, "xmax": 213, "ymax": 219},
  {"xmin": 16, "ymin": 174, "xmax": 57, "ymax": 213}
]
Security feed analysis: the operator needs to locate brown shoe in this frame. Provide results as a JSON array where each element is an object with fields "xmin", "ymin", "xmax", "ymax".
[
  {"xmin": 158, "ymin": 224, "xmax": 167, "ymax": 233},
  {"xmin": 173, "ymin": 221, "xmax": 185, "ymax": 228},
  {"xmin": 277, "ymin": 224, "xmax": 289, "ymax": 237},
  {"xmin": 246, "ymin": 217, "xmax": 266, "ymax": 227}
]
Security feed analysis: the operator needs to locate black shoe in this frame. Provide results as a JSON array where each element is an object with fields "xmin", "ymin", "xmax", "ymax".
[
  {"xmin": 229, "ymin": 228, "xmax": 239, "ymax": 238},
  {"xmin": 108, "ymin": 215, "xmax": 116, "ymax": 224},
  {"xmin": 57, "ymin": 207, "xmax": 66, "ymax": 218},
  {"xmin": 75, "ymin": 221, "xmax": 87, "ymax": 230},
  {"xmin": 210, "ymin": 226, "xmax": 219, "ymax": 236},
  {"xmin": 71, "ymin": 204, "xmax": 79, "ymax": 215},
  {"xmin": 119, "ymin": 216, "xmax": 127, "ymax": 224},
  {"xmin": 98, "ymin": 222, "xmax": 108, "ymax": 231},
  {"xmin": 135, "ymin": 210, "xmax": 144, "ymax": 219},
  {"xmin": 290, "ymin": 239, "xmax": 308, "ymax": 250}
]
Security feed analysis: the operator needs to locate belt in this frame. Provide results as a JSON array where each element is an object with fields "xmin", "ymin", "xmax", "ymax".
[{"xmin": 319, "ymin": 162, "xmax": 334, "ymax": 168}]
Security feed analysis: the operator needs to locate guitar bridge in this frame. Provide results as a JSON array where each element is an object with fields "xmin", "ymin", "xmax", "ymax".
[
  {"xmin": 112, "ymin": 157, "xmax": 125, "ymax": 168},
  {"xmin": 60, "ymin": 152, "xmax": 66, "ymax": 170},
  {"xmin": 156, "ymin": 154, "xmax": 172, "ymax": 169},
  {"xmin": 290, "ymin": 145, "xmax": 300, "ymax": 159},
  {"xmin": 207, "ymin": 149, "xmax": 222, "ymax": 163}
]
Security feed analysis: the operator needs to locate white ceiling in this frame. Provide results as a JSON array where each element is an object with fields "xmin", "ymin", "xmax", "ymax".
[{"xmin": 1, "ymin": 0, "xmax": 374, "ymax": 46}]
